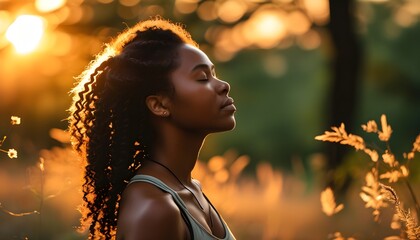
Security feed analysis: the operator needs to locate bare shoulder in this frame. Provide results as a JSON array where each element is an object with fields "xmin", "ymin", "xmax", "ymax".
[
  {"xmin": 192, "ymin": 178, "xmax": 203, "ymax": 190},
  {"xmin": 117, "ymin": 182, "xmax": 187, "ymax": 240}
]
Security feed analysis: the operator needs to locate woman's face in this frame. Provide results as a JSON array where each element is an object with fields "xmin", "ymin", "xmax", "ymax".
[{"xmin": 166, "ymin": 44, "xmax": 236, "ymax": 135}]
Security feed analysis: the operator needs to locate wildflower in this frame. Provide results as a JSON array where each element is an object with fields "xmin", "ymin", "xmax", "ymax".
[
  {"xmin": 7, "ymin": 149, "xmax": 18, "ymax": 159},
  {"xmin": 362, "ymin": 120, "xmax": 377, "ymax": 133},
  {"xmin": 321, "ymin": 187, "xmax": 344, "ymax": 216},
  {"xmin": 10, "ymin": 116, "xmax": 21, "ymax": 125},
  {"xmin": 378, "ymin": 114, "xmax": 392, "ymax": 141}
]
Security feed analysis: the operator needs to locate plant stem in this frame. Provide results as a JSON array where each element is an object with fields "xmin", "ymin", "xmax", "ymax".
[
  {"xmin": 404, "ymin": 179, "xmax": 420, "ymax": 218},
  {"xmin": 38, "ymin": 160, "xmax": 45, "ymax": 239}
]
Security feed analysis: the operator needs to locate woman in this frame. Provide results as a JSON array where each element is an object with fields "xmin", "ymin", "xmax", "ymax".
[{"xmin": 69, "ymin": 17, "xmax": 237, "ymax": 240}]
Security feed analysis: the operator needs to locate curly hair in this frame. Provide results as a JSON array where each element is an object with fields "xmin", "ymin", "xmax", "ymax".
[{"xmin": 68, "ymin": 17, "xmax": 198, "ymax": 239}]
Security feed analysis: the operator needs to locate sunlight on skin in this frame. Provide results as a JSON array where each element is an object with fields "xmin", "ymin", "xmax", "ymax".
[{"xmin": 6, "ymin": 15, "xmax": 45, "ymax": 54}]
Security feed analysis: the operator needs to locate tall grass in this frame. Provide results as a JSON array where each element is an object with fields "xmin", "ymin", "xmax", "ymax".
[
  {"xmin": 317, "ymin": 114, "xmax": 420, "ymax": 240},
  {"xmin": 1, "ymin": 115, "xmax": 419, "ymax": 239}
]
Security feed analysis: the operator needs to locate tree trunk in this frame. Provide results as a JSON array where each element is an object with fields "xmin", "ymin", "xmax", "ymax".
[{"xmin": 326, "ymin": 0, "xmax": 362, "ymax": 192}]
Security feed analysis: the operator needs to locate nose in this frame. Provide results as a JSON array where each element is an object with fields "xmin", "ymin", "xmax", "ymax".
[{"xmin": 216, "ymin": 79, "xmax": 230, "ymax": 95}]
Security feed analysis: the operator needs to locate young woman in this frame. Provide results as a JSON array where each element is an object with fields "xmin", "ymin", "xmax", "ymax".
[{"xmin": 69, "ymin": 17, "xmax": 237, "ymax": 240}]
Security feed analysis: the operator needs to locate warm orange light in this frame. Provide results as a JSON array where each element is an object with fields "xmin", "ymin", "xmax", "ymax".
[
  {"xmin": 35, "ymin": 0, "xmax": 66, "ymax": 12},
  {"xmin": 297, "ymin": 29, "xmax": 321, "ymax": 50},
  {"xmin": 175, "ymin": 0, "xmax": 198, "ymax": 14},
  {"xmin": 217, "ymin": 0, "xmax": 247, "ymax": 23},
  {"xmin": 6, "ymin": 15, "xmax": 45, "ymax": 54},
  {"xmin": 245, "ymin": 9, "xmax": 287, "ymax": 48},
  {"xmin": 303, "ymin": 0, "xmax": 329, "ymax": 25},
  {"xmin": 286, "ymin": 11, "xmax": 311, "ymax": 35},
  {"xmin": 197, "ymin": 1, "xmax": 217, "ymax": 21},
  {"xmin": 119, "ymin": 0, "xmax": 140, "ymax": 7},
  {"xmin": 393, "ymin": 2, "xmax": 420, "ymax": 28}
]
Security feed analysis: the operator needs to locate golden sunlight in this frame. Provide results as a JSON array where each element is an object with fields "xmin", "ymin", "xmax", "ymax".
[
  {"xmin": 175, "ymin": 0, "xmax": 199, "ymax": 14},
  {"xmin": 35, "ymin": 0, "xmax": 66, "ymax": 12},
  {"xmin": 197, "ymin": 1, "xmax": 217, "ymax": 21},
  {"xmin": 245, "ymin": 9, "xmax": 287, "ymax": 48},
  {"xmin": 5, "ymin": 15, "xmax": 45, "ymax": 54},
  {"xmin": 303, "ymin": 0, "xmax": 329, "ymax": 25},
  {"xmin": 217, "ymin": 0, "xmax": 247, "ymax": 23}
]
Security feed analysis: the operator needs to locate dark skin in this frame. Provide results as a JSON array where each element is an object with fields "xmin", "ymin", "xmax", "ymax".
[{"xmin": 116, "ymin": 44, "xmax": 236, "ymax": 240}]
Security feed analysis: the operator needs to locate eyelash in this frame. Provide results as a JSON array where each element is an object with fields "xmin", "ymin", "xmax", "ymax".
[
  {"xmin": 197, "ymin": 71, "xmax": 217, "ymax": 82},
  {"xmin": 198, "ymin": 72, "xmax": 209, "ymax": 81}
]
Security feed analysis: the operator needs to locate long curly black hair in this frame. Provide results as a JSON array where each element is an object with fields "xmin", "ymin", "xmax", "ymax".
[{"xmin": 68, "ymin": 17, "xmax": 198, "ymax": 239}]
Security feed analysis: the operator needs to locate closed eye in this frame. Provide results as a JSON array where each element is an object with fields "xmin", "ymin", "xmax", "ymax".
[{"xmin": 197, "ymin": 71, "xmax": 209, "ymax": 82}]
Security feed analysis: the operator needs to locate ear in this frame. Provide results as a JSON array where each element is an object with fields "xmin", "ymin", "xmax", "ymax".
[{"xmin": 145, "ymin": 95, "xmax": 170, "ymax": 117}]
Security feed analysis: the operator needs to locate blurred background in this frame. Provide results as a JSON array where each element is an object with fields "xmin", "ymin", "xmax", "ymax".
[{"xmin": 0, "ymin": 0, "xmax": 419, "ymax": 239}]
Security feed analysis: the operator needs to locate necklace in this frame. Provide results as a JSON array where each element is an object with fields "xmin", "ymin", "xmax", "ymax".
[{"xmin": 148, "ymin": 159, "xmax": 205, "ymax": 211}]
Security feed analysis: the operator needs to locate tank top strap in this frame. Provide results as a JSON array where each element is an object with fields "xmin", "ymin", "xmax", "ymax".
[
  {"xmin": 128, "ymin": 175, "xmax": 189, "ymax": 210},
  {"xmin": 128, "ymin": 174, "xmax": 236, "ymax": 240}
]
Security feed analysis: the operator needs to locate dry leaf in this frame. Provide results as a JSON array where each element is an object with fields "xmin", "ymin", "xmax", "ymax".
[{"xmin": 321, "ymin": 187, "xmax": 344, "ymax": 216}]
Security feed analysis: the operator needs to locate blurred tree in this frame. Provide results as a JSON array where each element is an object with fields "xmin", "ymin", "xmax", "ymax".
[{"xmin": 325, "ymin": 0, "xmax": 362, "ymax": 192}]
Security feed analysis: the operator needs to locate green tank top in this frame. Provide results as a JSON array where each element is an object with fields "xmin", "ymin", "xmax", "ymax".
[{"xmin": 129, "ymin": 175, "xmax": 236, "ymax": 240}]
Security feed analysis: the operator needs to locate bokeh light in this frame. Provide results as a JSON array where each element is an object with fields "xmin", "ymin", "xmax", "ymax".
[
  {"xmin": 245, "ymin": 8, "xmax": 287, "ymax": 49},
  {"xmin": 303, "ymin": 0, "xmax": 329, "ymax": 25},
  {"xmin": 119, "ymin": 0, "xmax": 140, "ymax": 7},
  {"xmin": 5, "ymin": 15, "xmax": 46, "ymax": 54},
  {"xmin": 1, "ymin": 1, "xmax": 419, "ymax": 239},
  {"xmin": 35, "ymin": 0, "xmax": 66, "ymax": 13},
  {"xmin": 197, "ymin": 1, "xmax": 218, "ymax": 21},
  {"xmin": 217, "ymin": 0, "xmax": 247, "ymax": 23},
  {"xmin": 175, "ymin": 0, "xmax": 199, "ymax": 14}
]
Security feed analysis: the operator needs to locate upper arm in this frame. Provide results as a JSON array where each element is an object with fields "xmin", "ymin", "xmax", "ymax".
[{"xmin": 117, "ymin": 183, "xmax": 187, "ymax": 240}]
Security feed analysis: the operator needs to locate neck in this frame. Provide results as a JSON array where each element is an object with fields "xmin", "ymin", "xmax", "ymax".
[{"xmin": 151, "ymin": 129, "xmax": 206, "ymax": 183}]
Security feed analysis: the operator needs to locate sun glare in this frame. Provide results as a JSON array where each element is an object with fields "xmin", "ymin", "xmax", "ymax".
[
  {"xmin": 6, "ymin": 15, "xmax": 45, "ymax": 54},
  {"xmin": 35, "ymin": 0, "xmax": 66, "ymax": 12}
]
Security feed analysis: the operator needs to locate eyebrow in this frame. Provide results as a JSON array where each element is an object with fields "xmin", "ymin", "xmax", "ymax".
[{"xmin": 191, "ymin": 64, "xmax": 215, "ymax": 72}]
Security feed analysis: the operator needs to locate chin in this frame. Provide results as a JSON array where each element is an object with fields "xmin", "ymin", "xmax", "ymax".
[{"xmin": 220, "ymin": 118, "xmax": 236, "ymax": 132}]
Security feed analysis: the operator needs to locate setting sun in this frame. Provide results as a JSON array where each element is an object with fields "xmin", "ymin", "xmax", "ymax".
[{"xmin": 5, "ymin": 15, "xmax": 45, "ymax": 54}]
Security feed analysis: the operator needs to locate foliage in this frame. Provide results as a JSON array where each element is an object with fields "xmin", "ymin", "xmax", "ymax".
[{"xmin": 317, "ymin": 114, "xmax": 420, "ymax": 239}]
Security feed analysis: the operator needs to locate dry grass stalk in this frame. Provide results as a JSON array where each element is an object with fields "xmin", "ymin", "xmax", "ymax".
[
  {"xmin": 316, "ymin": 114, "xmax": 420, "ymax": 239},
  {"xmin": 381, "ymin": 184, "xmax": 420, "ymax": 240}
]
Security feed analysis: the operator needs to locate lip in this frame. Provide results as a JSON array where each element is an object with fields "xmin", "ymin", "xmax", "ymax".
[{"xmin": 221, "ymin": 97, "xmax": 236, "ymax": 111}]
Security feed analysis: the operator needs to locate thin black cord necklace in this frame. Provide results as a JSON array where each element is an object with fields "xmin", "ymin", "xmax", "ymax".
[{"xmin": 148, "ymin": 159, "xmax": 205, "ymax": 211}]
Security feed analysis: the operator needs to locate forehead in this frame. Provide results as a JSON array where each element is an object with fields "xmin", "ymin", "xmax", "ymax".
[{"xmin": 175, "ymin": 44, "xmax": 213, "ymax": 71}]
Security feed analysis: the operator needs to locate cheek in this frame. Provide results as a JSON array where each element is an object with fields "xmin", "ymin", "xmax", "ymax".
[
  {"xmin": 174, "ymin": 96, "xmax": 216, "ymax": 119},
  {"xmin": 172, "ymin": 85, "xmax": 215, "ymax": 111},
  {"xmin": 170, "ymin": 92, "xmax": 218, "ymax": 125}
]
